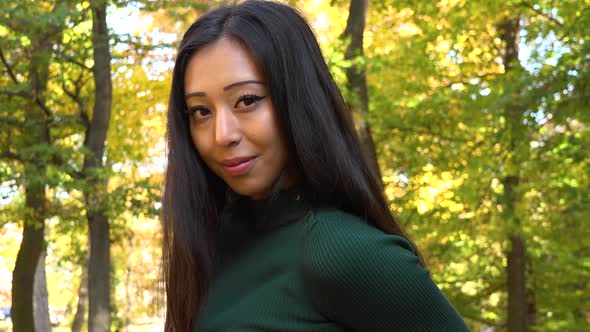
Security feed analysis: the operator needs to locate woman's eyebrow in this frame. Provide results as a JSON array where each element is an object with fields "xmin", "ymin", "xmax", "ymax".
[
  {"xmin": 185, "ymin": 80, "xmax": 266, "ymax": 99},
  {"xmin": 223, "ymin": 80, "xmax": 265, "ymax": 91}
]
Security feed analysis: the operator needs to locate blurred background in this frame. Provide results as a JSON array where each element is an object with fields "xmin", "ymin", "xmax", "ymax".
[{"xmin": 0, "ymin": 0, "xmax": 588, "ymax": 331}]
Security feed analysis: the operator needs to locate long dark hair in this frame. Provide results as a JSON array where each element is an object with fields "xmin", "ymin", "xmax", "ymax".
[{"xmin": 161, "ymin": 1, "xmax": 425, "ymax": 330}]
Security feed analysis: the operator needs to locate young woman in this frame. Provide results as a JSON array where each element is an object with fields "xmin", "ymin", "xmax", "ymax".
[{"xmin": 161, "ymin": 1, "xmax": 470, "ymax": 331}]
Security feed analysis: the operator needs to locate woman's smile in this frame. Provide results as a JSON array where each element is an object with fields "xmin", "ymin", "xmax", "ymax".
[{"xmin": 219, "ymin": 155, "xmax": 258, "ymax": 176}]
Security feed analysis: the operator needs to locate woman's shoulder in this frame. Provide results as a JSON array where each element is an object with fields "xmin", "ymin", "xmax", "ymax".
[
  {"xmin": 300, "ymin": 208, "xmax": 471, "ymax": 331},
  {"xmin": 301, "ymin": 207, "xmax": 428, "ymax": 295},
  {"xmin": 303, "ymin": 207, "xmax": 419, "ymax": 266}
]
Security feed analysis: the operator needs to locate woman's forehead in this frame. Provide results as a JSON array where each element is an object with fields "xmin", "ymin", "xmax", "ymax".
[{"xmin": 184, "ymin": 37, "xmax": 266, "ymax": 94}]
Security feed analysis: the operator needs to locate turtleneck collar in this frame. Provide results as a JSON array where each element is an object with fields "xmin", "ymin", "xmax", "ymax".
[{"xmin": 223, "ymin": 184, "xmax": 311, "ymax": 231}]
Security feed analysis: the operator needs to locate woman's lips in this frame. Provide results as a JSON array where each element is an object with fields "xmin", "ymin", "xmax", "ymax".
[{"xmin": 220, "ymin": 156, "xmax": 257, "ymax": 176}]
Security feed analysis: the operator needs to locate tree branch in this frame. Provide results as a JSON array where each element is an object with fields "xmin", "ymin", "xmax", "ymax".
[
  {"xmin": 0, "ymin": 48, "xmax": 20, "ymax": 83},
  {"xmin": 69, "ymin": 6, "xmax": 91, "ymax": 29},
  {"xmin": 52, "ymin": 154, "xmax": 84, "ymax": 180},
  {"xmin": 60, "ymin": 73, "xmax": 90, "ymax": 130},
  {"xmin": 0, "ymin": 89, "xmax": 31, "ymax": 98},
  {"xmin": 519, "ymin": 1, "xmax": 564, "ymax": 27},
  {"xmin": 59, "ymin": 53, "xmax": 93, "ymax": 72},
  {"xmin": 0, "ymin": 89, "xmax": 52, "ymax": 118},
  {"xmin": 0, "ymin": 116, "xmax": 24, "ymax": 127},
  {"xmin": 0, "ymin": 151, "xmax": 20, "ymax": 161},
  {"xmin": 35, "ymin": 97, "xmax": 53, "ymax": 117}
]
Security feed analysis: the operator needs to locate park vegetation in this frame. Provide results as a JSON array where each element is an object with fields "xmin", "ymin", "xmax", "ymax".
[{"xmin": 1, "ymin": 0, "xmax": 588, "ymax": 331}]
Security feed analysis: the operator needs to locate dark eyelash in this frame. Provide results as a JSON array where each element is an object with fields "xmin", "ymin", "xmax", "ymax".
[
  {"xmin": 185, "ymin": 106, "xmax": 210, "ymax": 116},
  {"xmin": 234, "ymin": 94, "xmax": 266, "ymax": 108},
  {"xmin": 184, "ymin": 94, "xmax": 265, "ymax": 116}
]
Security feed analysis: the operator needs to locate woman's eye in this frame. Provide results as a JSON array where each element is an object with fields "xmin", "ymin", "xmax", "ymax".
[
  {"xmin": 188, "ymin": 107, "xmax": 211, "ymax": 119},
  {"xmin": 234, "ymin": 94, "xmax": 266, "ymax": 109}
]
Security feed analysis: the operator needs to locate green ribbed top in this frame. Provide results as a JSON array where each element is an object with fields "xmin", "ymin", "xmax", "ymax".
[{"xmin": 194, "ymin": 187, "xmax": 470, "ymax": 331}]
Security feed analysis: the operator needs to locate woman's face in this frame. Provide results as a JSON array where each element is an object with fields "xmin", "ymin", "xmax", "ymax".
[{"xmin": 184, "ymin": 37, "xmax": 289, "ymax": 199}]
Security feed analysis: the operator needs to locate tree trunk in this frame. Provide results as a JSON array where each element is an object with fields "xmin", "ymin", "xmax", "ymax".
[
  {"xmin": 341, "ymin": 0, "xmax": 382, "ymax": 183},
  {"xmin": 498, "ymin": 14, "xmax": 535, "ymax": 332},
  {"xmin": 11, "ymin": 34, "xmax": 52, "ymax": 332},
  {"xmin": 506, "ymin": 221, "xmax": 527, "ymax": 332},
  {"xmin": 12, "ymin": 204, "xmax": 44, "ymax": 332},
  {"xmin": 33, "ymin": 250, "xmax": 51, "ymax": 332},
  {"xmin": 86, "ymin": 2, "xmax": 113, "ymax": 332},
  {"xmin": 71, "ymin": 258, "xmax": 89, "ymax": 332}
]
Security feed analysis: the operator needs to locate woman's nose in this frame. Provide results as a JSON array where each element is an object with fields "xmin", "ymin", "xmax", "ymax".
[{"xmin": 214, "ymin": 108, "xmax": 242, "ymax": 147}]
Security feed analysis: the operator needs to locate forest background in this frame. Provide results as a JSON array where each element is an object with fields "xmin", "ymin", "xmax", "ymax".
[{"xmin": 0, "ymin": 0, "xmax": 588, "ymax": 331}]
